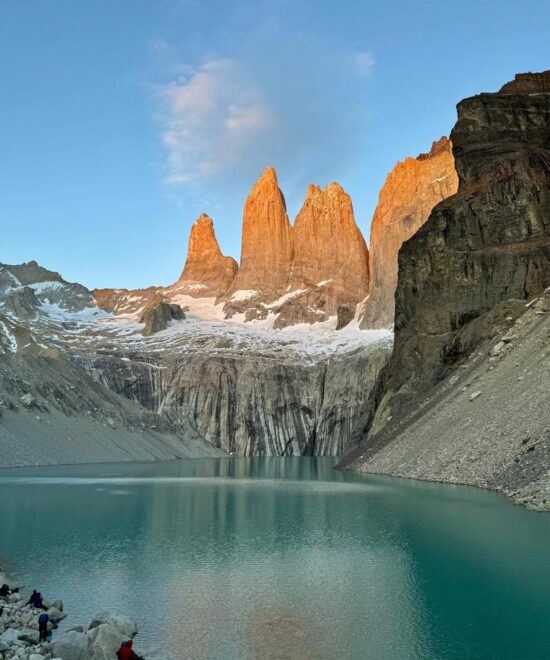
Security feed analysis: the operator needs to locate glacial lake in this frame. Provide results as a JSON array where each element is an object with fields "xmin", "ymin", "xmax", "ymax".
[{"xmin": 0, "ymin": 457, "xmax": 549, "ymax": 659}]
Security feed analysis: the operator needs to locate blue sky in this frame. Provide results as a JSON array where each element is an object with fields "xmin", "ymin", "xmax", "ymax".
[{"xmin": 1, "ymin": 0, "xmax": 549, "ymax": 289}]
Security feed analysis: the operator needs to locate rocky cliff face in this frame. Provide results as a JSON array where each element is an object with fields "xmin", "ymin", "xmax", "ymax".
[
  {"xmin": 359, "ymin": 137, "xmax": 458, "ymax": 329},
  {"xmin": 279, "ymin": 183, "xmax": 369, "ymax": 325},
  {"xmin": 384, "ymin": 71, "xmax": 550, "ymax": 404},
  {"xmin": 343, "ymin": 70, "xmax": 550, "ymax": 510},
  {"xmin": 178, "ymin": 213, "xmax": 238, "ymax": 297},
  {"xmin": 85, "ymin": 340, "xmax": 390, "ymax": 457},
  {"xmin": 224, "ymin": 167, "xmax": 292, "ymax": 307}
]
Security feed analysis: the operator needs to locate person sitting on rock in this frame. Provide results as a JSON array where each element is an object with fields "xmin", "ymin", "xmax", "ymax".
[
  {"xmin": 116, "ymin": 639, "xmax": 143, "ymax": 660},
  {"xmin": 27, "ymin": 589, "xmax": 48, "ymax": 610},
  {"xmin": 38, "ymin": 611, "xmax": 49, "ymax": 642}
]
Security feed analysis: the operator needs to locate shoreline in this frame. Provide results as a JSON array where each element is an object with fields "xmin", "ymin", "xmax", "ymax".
[{"xmin": 339, "ymin": 462, "xmax": 550, "ymax": 513}]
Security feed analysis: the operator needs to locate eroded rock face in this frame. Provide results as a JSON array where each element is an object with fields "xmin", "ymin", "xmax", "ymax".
[
  {"xmin": 375, "ymin": 70, "xmax": 550, "ymax": 423},
  {"xmin": 224, "ymin": 167, "xmax": 292, "ymax": 308},
  {"xmin": 178, "ymin": 213, "xmax": 238, "ymax": 297},
  {"xmin": 139, "ymin": 302, "xmax": 185, "ymax": 336},
  {"xmin": 88, "ymin": 341, "xmax": 391, "ymax": 456},
  {"xmin": 359, "ymin": 137, "xmax": 458, "ymax": 329}
]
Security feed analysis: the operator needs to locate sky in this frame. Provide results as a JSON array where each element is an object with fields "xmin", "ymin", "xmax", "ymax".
[{"xmin": 1, "ymin": 0, "xmax": 549, "ymax": 289}]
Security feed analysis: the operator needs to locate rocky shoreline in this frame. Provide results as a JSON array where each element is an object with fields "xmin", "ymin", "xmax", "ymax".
[{"xmin": 0, "ymin": 573, "xmax": 146, "ymax": 660}]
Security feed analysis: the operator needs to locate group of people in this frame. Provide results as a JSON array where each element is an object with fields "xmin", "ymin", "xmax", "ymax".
[{"xmin": 2, "ymin": 583, "xmax": 143, "ymax": 656}]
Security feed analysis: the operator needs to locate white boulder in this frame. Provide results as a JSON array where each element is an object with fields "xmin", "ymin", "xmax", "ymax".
[{"xmin": 52, "ymin": 630, "xmax": 90, "ymax": 660}]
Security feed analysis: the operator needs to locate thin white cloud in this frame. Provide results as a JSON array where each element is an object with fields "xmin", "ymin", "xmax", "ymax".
[
  {"xmin": 155, "ymin": 59, "xmax": 273, "ymax": 184},
  {"xmin": 355, "ymin": 51, "xmax": 374, "ymax": 77}
]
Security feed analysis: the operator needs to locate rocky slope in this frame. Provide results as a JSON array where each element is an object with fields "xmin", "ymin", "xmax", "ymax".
[
  {"xmin": 359, "ymin": 137, "xmax": 458, "ymax": 329},
  {"xmin": 344, "ymin": 290, "xmax": 550, "ymax": 511},
  {"xmin": 177, "ymin": 213, "xmax": 238, "ymax": 297},
  {"xmin": 342, "ymin": 70, "xmax": 550, "ymax": 510},
  {"xmin": 0, "ymin": 262, "xmax": 222, "ymax": 466}
]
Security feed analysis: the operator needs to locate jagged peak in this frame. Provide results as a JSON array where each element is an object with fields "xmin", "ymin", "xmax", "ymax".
[
  {"xmin": 303, "ymin": 181, "xmax": 348, "ymax": 204},
  {"xmin": 417, "ymin": 136, "xmax": 452, "ymax": 161},
  {"xmin": 253, "ymin": 166, "xmax": 279, "ymax": 189},
  {"xmin": 193, "ymin": 212, "xmax": 214, "ymax": 227}
]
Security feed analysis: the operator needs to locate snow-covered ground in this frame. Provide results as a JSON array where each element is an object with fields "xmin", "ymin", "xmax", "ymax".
[{"xmin": 0, "ymin": 272, "xmax": 393, "ymax": 360}]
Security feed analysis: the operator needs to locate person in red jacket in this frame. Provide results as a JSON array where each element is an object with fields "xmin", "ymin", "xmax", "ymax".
[{"xmin": 116, "ymin": 639, "xmax": 143, "ymax": 660}]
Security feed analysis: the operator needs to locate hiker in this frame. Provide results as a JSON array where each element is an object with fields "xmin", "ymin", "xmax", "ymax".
[
  {"xmin": 38, "ymin": 612, "xmax": 49, "ymax": 642},
  {"xmin": 0, "ymin": 584, "xmax": 18, "ymax": 597},
  {"xmin": 26, "ymin": 590, "xmax": 48, "ymax": 610},
  {"xmin": 116, "ymin": 639, "xmax": 143, "ymax": 660}
]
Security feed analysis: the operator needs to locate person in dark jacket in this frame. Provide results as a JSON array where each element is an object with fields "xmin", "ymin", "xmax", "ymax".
[
  {"xmin": 0, "ymin": 584, "xmax": 18, "ymax": 597},
  {"xmin": 116, "ymin": 639, "xmax": 143, "ymax": 660},
  {"xmin": 26, "ymin": 590, "xmax": 48, "ymax": 610},
  {"xmin": 38, "ymin": 612, "xmax": 49, "ymax": 642}
]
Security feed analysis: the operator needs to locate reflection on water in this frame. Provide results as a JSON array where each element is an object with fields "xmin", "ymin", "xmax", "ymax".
[{"xmin": 0, "ymin": 457, "xmax": 549, "ymax": 659}]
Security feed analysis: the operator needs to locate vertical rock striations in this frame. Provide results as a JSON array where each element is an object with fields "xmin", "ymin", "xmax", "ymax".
[
  {"xmin": 291, "ymin": 183, "xmax": 369, "ymax": 292},
  {"xmin": 178, "ymin": 213, "xmax": 238, "ymax": 297},
  {"xmin": 359, "ymin": 137, "xmax": 458, "ymax": 329}
]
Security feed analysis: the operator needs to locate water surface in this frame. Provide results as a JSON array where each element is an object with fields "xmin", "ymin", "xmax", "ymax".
[{"xmin": 0, "ymin": 457, "xmax": 548, "ymax": 659}]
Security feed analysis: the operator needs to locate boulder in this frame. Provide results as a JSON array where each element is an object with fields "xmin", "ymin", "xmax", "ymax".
[
  {"xmin": 17, "ymin": 627, "xmax": 39, "ymax": 643},
  {"xmin": 140, "ymin": 302, "xmax": 185, "ymax": 336},
  {"xmin": 87, "ymin": 622, "xmax": 126, "ymax": 660},
  {"xmin": 336, "ymin": 305, "xmax": 354, "ymax": 330},
  {"xmin": 0, "ymin": 627, "xmax": 20, "ymax": 644},
  {"xmin": 52, "ymin": 630, "xmax": 90, "ymax": 660},
  {"xmin": 88, "ymin": 612, "xmax": 137, "ymax": 638},
  {"xmin": 46, "ymin": 606, "xmax": 65, "ymax": 623}
]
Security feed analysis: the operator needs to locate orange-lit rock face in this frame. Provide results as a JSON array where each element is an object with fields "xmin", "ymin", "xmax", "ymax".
[
  {"xmin": 225, "ymin": 167, "xmax": 293, "ymax": 296},
  {"xmin": 179, "ymin": 213, "xmax": 238, "ymax": 297},
  {"xmin": 281, "ymin": 182, "xmax": 369, "ymax": 322},
  {"xmin": 360, "ymin": 137, "xmax": 458, "ymax": 329}
]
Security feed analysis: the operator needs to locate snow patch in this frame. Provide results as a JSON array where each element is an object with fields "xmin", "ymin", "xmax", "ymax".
[
  {"xmin": 0, "ymin": 320, "xmax": 17, "ymax": 353},
  {"xmin": 229, "ymin": 289, "xmax": 259, "ymax": 302},
  {"xmin": 264, "ymin": 289, "xmax": 307, "ymax": 309}
]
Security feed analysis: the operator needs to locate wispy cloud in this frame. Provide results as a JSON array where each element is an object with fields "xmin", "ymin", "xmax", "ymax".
[
  {"xmin": 155, "ymin": 59, "xmax": 273, "ymax": 184},
  {"xmin": 355, "ymin": 51, "xmax": 374, "ymax": 77}
]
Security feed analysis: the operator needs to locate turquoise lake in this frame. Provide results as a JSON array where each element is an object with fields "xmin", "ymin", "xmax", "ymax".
[{"xmin": 0, "ymin": 457, "xmax": 549, "ymax": 659}]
